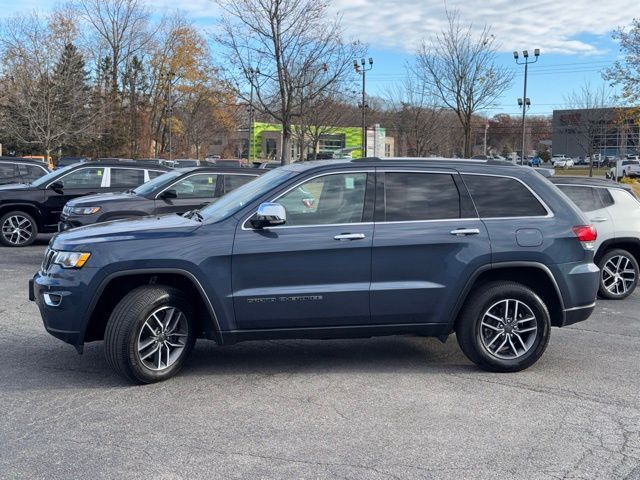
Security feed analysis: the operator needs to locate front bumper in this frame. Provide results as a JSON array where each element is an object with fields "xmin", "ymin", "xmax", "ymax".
[
  {"xmin": 29, "ymin": 268, "xmax": 97, "ymax": 352},
  {"xmin": 58, "ymin": 213, "xmax": 96, "ymax": 231}
]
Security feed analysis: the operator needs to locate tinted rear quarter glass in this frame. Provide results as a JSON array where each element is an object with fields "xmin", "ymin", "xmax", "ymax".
[
  {"xmin": 462, "ymin": 174, "xmax": 547, "ymax": 217},
  {"xmin": 556, "ymin": 185, "xmax": 602, "ymax": 212},
  {"xmin": 111, "ymin": 168, "xmax": 144, "ymax": 188},
  {"xmin": 383, "ymin": 172, "xmax": 460, "ymax": 221}
]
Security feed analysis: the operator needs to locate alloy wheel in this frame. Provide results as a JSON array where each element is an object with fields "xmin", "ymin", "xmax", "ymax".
[
  {"xmin": 137, "ymin": 306, "xmax": 189, "ymax": 371},
  {"xmin": 479, "ymin": 299, "xmax": 538, "ymax": 360},
  {"xmin": 602, "ymin": 255, "xmax": 636, "ymax": 296},
  {"xmin": 1, "ymin": 214, "xmax": 34, "ymax": 246}
]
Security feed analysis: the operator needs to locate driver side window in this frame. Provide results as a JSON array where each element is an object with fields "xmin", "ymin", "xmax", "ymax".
[
  {"xmin": 59, "ymin": 168, "xmax": 105, "ymax": 188},
  {"xmin": 277, "ymin": 172, "xmax": 368, "ymax": 226}
]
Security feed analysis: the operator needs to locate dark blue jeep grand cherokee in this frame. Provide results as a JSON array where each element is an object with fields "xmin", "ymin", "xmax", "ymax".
[{"xmin": 30, "ymin": 158, "xmax": 600, "ymax": 383}]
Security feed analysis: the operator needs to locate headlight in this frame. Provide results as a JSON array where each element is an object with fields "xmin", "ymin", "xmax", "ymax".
[
  {"xmin": 53, "ymin": 251, "xmax": 91, "ymax": 269},
  {"xmin": 69, "ymin": 206, "xmax": 101, "ymax": 215}
]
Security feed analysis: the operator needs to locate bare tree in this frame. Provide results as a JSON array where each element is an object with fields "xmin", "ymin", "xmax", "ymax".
[
  {"xmin": 385, "ymin": 73, "xmax": 446, "ymax": 157},
  {"xmin": 415, "ymin": 10, "xmax": 512, "ymax": 158},
  {"xmin": 215, "ymin": 0, "xmax": 359, "ymax": 164},
  {"xmin": 563, "ymin": 82, "xmax": 615, "ymax": 177}
]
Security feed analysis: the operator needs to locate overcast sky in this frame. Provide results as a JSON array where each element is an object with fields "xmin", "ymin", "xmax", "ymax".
[{"xmin": 0, "ymin": 0, "xmax": 635, "ymax": 117}]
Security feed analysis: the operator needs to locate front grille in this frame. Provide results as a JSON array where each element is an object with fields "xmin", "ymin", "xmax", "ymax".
[{"xmin": 41, "ymin": 248, "xmax": 56, "ymax": 273}]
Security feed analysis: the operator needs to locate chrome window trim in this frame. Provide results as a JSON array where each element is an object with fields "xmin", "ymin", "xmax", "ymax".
[
  {"xmin": 462, "ymin": 172, "xmax": 554, "ymax": 219},
  {"xmin": 241, "ymin": 169, "xmax": 373, "ymax": 231}
]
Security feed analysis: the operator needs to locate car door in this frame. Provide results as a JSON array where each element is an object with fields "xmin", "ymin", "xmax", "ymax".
[
  {"xmin": 370, "ymin": 169, "xmax": 491, "ymax": 325},
  {"xmin": 41, "ymin": 166, "xmax": 107, "ymax": 227},
  {"xmin": 232, "ymin": 170, "xmax": 374, "ymax": 330},
  {"xmin": 154, "ymin": 173, "xmax": 221, "ymax": 215}
]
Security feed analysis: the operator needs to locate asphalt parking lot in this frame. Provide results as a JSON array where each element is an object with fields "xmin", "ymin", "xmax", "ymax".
[{"xmin": 1, "ymin": 239, "xmax": 639, "ymax": 480}]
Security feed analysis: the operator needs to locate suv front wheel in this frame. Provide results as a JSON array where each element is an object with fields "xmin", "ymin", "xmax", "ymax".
[
  {"xmin": 104, "ymin": 285, "xmax": 196, "ymax": 384},
  {"xmin": 456, "ymin": 281, "xmax": 551, "ymax": 372},
  {"xmin": 0, "ymin": 210, "xmax": 38, "ymax": 247}
]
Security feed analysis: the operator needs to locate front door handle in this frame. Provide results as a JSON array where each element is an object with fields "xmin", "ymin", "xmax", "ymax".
[
  {"xmin": 334, "ymin": 233, "xmax": 366, "ymax": 241},
  {"xmin": 450, "ymin": 228, "xmax": 480, "ymax": 236},
  {"xmin": 591, "ymin": 217, "xmax": 608, "ymax": 223}
]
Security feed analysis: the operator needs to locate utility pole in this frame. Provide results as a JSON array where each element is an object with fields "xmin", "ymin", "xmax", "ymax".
[
  {"xmin": 514, "ymin": 49, "xmax": 540, "ymax": 164},
  {"xmin": 484, "ymin": 123, "xmax": 489, "ymax": 156},
  {"xmin": 247, "ymin": 67, "xmax": 259, "ymax": 163},
  {"xmin": 354, "ymin": 58, "xmax": 373, "ymax": 157},
  {"xmin": 164, "ymin": 70, "xmax": 175, "ymax": 162}
]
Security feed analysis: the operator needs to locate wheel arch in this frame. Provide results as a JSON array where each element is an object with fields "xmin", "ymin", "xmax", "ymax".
[
  {"xmin": 83, "ymin": 268, "xmax": 223, "ymax": 346},
  {"xmin": 0, "ymin": 203, "xmax": 44, "ymax": 228},
  {"xmin": 595, "ymin": 238, "xmax": 640, "ymax": 265},
  {"xmin": 452, "ymin": 262, "xmax": 565, "ymax": 328}
]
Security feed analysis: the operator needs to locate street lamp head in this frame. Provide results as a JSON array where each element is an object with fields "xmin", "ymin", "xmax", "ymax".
[
  {"xmin": 368, "ymin": 57, "xmax": 373, "ymax": 65},
  {"xmin": 525, "ymin": 98, "xmax": 531, "ymax": 106},
  {"xmin": 523, "ymin": 50, "xmax": 529, "ymax": 58},
  {"xmin": 518, "ymin": 98, "xmax": 523, "ymax": 107},
  {"xmin": 353, "ymin": 59, "xmax": 359, "ymax": 71},
  {"xmin": 513, "ymin": 51, "xmax": 519, "ymax": 60},
  {"xmin": 534, "ymin": 48, "xmax": 540, "ymax": 57},
  {"xmin": 361, "ymin": 58, "xmax": 366, "ymax": 66}
]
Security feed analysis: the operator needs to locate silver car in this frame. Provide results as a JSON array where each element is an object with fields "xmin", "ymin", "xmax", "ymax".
[{"xmin": 551, "ymin": 176, "xmax": 640, "ymax": 299}]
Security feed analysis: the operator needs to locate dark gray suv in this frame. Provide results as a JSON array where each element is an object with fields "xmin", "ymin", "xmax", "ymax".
[{"xmin": 30, "ymin": 158, "xmax": 600, "ymax": 383}]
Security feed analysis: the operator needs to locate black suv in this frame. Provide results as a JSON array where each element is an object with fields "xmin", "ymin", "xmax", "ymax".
[
  {"xmin": 59, "ymin": 167, "xmax": 263, "ymax": 230},
  {"xmin": 31, "ymin": 158, "xmax": 599, "ymax": 383},
  {"xmin": 0, "ymin": 157, "xmax": 50, "ymax": 185},
  {"xmin": 0, "ymin": 160, "xmax": 167, "ymax": 246}
]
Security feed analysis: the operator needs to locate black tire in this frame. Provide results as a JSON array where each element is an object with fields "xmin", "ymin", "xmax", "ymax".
[
  {"xmin": 0, "ymin": 210, "xmax": 38, "ymax": 247},
  {"xmin": 597, "ymin": 249, "xmax": 639, "ymax": 300},
  {"xmin": 456, "ymin": 281, "xmax": 551, "ymax": 372},
  {"xmin": 104, "ymin": 285, "xmax": 196, "ymax": 384}
]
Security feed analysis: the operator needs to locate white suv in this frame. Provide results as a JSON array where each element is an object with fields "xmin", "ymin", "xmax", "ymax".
[
  {"xmin": 551, "ymin": 176, "xmax": 640, "ymax": 299},
  {"xmin": 551, "ymin": 155, "xmax": 574, "ymax": 168},
  {"xmin": 607, "ymin": 158, "xmax": 640, "ymax": 180}
]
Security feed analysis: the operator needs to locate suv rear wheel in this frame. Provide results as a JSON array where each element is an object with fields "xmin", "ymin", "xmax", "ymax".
[
  {"xmin": 0, "ymin": 210, "xmax": 38, "ymax": 247},
  {"xmin": 598, "ymin": 249, "xmax": 638, "ymax": 300},
  {"xmin": 104, "ymin": 285, "xmax": 196, "ymax": 384},
  {"xmin": 456, "ymin": 281, "xmax": 551, "ymax": 372}
]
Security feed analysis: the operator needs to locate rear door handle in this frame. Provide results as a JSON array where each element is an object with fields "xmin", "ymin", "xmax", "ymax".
[
  {"xmin": 334, "ymin": 233, "xmax": 366, "ymax": 241},
  {"xmin": 591, "ymin": 217, "xmax": 608, "ymax": 223},
  {"xmin": 450, "ymin": 228, "xmax": 480, "ymax": 236}
]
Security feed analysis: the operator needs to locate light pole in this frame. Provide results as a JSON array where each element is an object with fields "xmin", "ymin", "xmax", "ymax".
[
  {"xmin": 163, "ymin": 71, "xmax": 175, "ymax": 161},
  {"xmin": 484, "ymin": 123, "xmax": 489, "ymax": 156},
  {"xmin": 354, "ymin": 57, "xmax": 373, "ymax": 157},
  {"xmin": 514, "ymin": 49, "xmax": 540, "ymax": 164},
  {"xmin": 247, "ymin": 67, "xmax": 260, "ymax": 162}
]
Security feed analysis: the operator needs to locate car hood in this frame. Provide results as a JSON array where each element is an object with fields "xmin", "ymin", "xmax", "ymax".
[
  {"xmin": 0, "ymin": 182, "xmax": 33, "ymax": 191},
  {"xmin": 52, "ymin": 213, "xmax": 201, "ymax": 249},
  {"xmin": 67, "ymin": 191, "xmax": 146, "ymax": 206}
]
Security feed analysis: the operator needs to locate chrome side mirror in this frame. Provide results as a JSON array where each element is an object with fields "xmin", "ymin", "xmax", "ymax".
[{"xmin": 250, "ymin": 202, "xmax": 286, "ymax": 229}]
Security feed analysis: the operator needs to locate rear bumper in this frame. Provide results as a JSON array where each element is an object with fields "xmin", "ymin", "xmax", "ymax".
[{"xmin": 561, "ymin": 302, "xmax": 596, "ymax": 327}]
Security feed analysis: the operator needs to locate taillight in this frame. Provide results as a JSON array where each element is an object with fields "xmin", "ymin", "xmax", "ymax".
[{"xmin": 572, "ymin": 225, "xmax": 597, "ymax": 250}]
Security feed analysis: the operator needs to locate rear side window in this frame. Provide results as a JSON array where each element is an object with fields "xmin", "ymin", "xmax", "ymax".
[
  {"xmin": 462, "ymin": 175, "xmax": 547, "ymax": 218},
  {"xmin": 0, "ymin": 163, "xmax": 19, "ymax": 184},
  {"xmin": 111, "ymin": 168, "xmax": 144, "ymax": 188},
  {"xmin": 383, "ymin": 172, "xmax": 460, "ymax": 221},
  {"xmin": 223, "ymin": 174, "xmax": 255, "ymax": 194},
  {"xmin": 556, "ymin": 185, "xmax": 602, "ymax": 212},
  {"xmin": 18, "ymin": 164, "xmax": 47, "ymax": 181},
  {"xmin": 598, "ymin": 188, "xmax": 615, "ymax": 207}
]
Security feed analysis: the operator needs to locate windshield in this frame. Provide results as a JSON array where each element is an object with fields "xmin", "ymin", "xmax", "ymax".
[
  {"xmin": 133, "ymin": 169, "xmax": 183, "ymax": 196},
  {"xmin": 30, "ymin": 164, "xmax": 76, "ymax": 187},
  {"xmin": 200, "ymin": 168, "xmax": 295, "ymax": 223}
]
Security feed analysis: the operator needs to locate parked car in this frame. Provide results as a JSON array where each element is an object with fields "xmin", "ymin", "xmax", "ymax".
[
  {"xmin": 172, "ymin": 159, "xmax": 200, "ymax": 168},
  {"xmin": 30, "ymin": 157, "xmax": 599, "ymax": 383},
  {"xmin": 56, "ymin": 157, "xmax": 87, "ymax": 169},
  {"xmin": 606, "ymin": 158, "xmax": 640, "ymax": 180},
  {"xmin": 552, "ymin": 155, "xmax": 575, "ymax": 168},
  {"xmin": 551, "ymin": 176, "xmax": 640, "ymax": 299},
  {"xmin": 0, "ymin": 160, "xmax": 168, "ymax": 247},
  {"xmin": 527, "ymin": 156, "xmax": 541, "ymax": 167},
  {"xmin": 59, "ymin": 167, "xmax": 264, "ymax": 230},
  {"xmin": 0, "ymin": 157, "xmax": 50, "ymax": 185}
]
